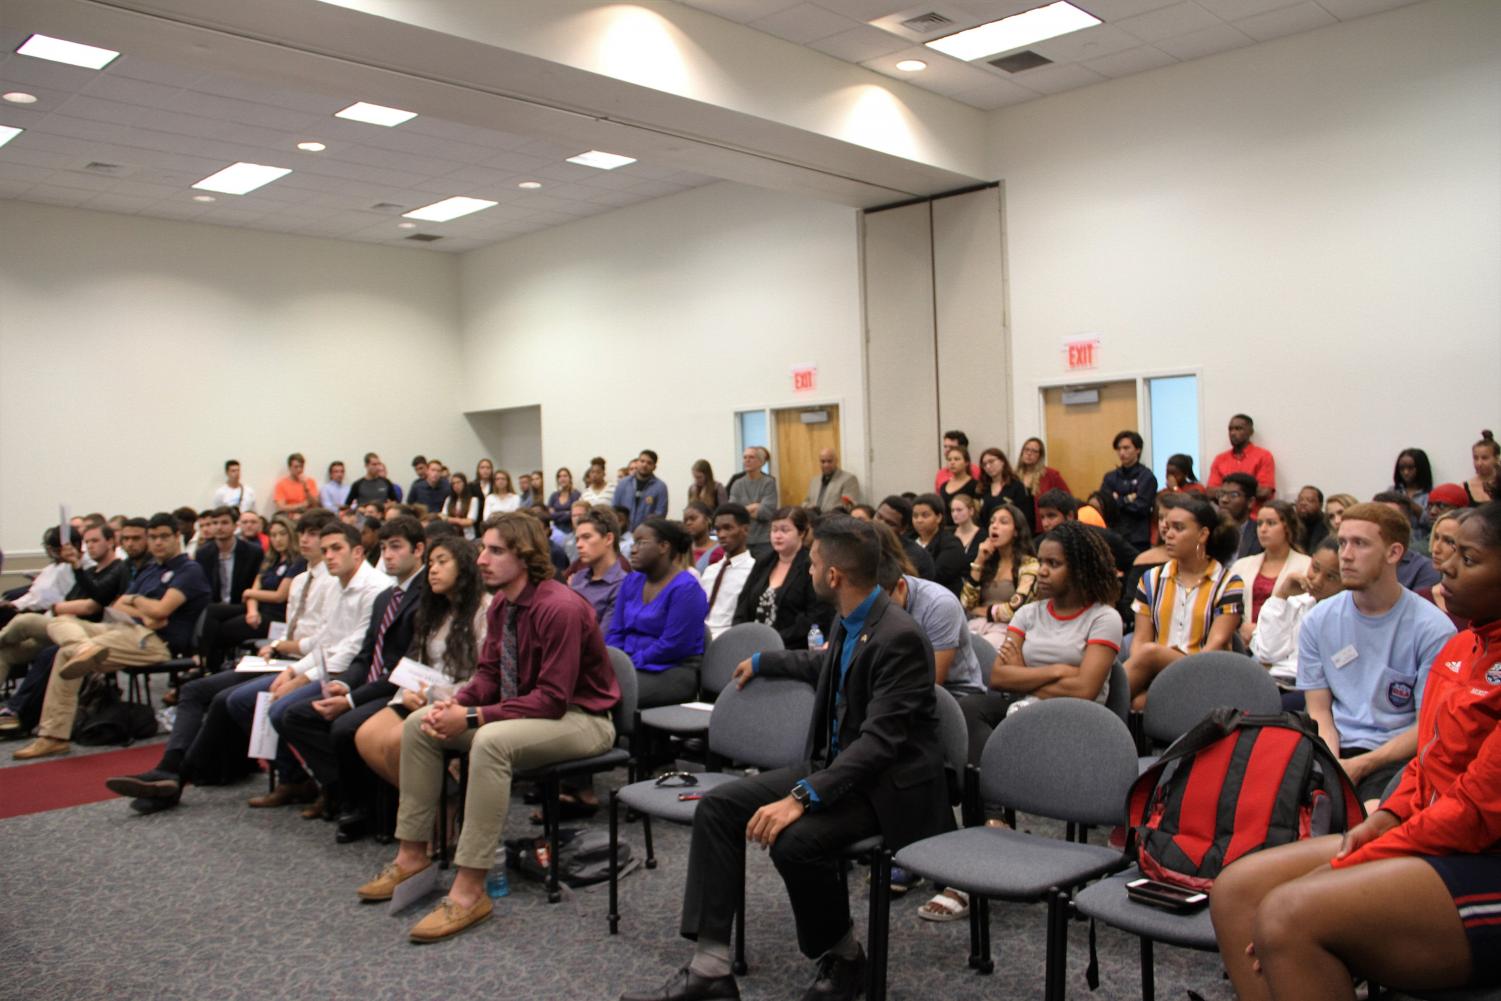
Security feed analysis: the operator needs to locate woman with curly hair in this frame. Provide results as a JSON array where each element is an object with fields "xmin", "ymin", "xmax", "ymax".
[{"xmin": 962, "ymin": 501, "xmax": 1039, "ymax": 649}]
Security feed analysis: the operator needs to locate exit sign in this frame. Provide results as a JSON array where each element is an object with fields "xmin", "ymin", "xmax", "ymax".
[
  {"xmin": 1064, "ymin": 337, "xmax": 1099, "ymax": 370},
  {"xmin": 792, "ymin": 365, "xmax": 817, "ymax": 392}
]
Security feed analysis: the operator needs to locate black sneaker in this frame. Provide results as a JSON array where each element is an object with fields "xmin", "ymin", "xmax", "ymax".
[
  {"xmin": 106, "ymin": 769, "xmax": 182, "ymax": 800},
  {"xmin": 801, "ymin": 944, "xmax": 866, "ymax": 1001}
]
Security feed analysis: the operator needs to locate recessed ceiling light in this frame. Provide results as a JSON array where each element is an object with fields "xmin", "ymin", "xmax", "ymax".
[
  {"xmin": 192, "ymin": 194, "xmax": 216, "ymax": 203},
  {"xmin": 0, "ymin": 125, "xmax": 23, "ymax": 149},
  {"xmin": 334, "ymin": 101, "xmax": 417, "ymax": 127},
  {"xmin": 566, "ymin": 150, "xmax": 636, "ymax": 170},
  {"xmin": 517, "ymin": 181, "xmax": 542, "ymax": 189},
  {"xmin": 895, "ymin": 59, "xmax": 927, "ymax": 72},
  {"xmin": 296, "ymin": 141, "xmax": 326, "ymax": 152},
  {"xmin": 402, "ymin": 196, "xmax": 496, "ymax": 222},
  {"xmin": 397, "ymin": 221, "xmax": 417, "ymax": 229},
  {"xmin": 3, "ymin": 92, "xmax": 38, "ymax": 104},
  {"xmin": 192, "ymin": 162, "xmax": 292, "ymax": 195},
  {"xmin": 16, "ymin": 33, "xmax": 120, "ymax": 70},
  {"xmin": 926, "ymin": 1, "xmax": 1100, "ymax": 62}
]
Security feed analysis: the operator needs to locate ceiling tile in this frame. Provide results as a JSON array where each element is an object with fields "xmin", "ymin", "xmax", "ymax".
[
  {"xmin": 81, "ymin": 192, "xmax": 159, "ymax": 214},
  {"xmin": 107, "ymin": 58, "xmax": 204, "ymax": 88},
  {"xmin": 1030, "ymin": 23, "xmax": 1142, "ymax": 63},
  {"xmin": 23, "ymin": 184, "xmax": 94, "ymax": 207},
  {"xmin": 807, "ymin": 25, "xmax": 912, "ymax": 61},
  {"xmin": 82, "ymin": 74, "xmax": 183, "ymax": 108},
  {"xmin": 1005, "ymin": 61, "xmax": 1107, "ymax": 94},
  {"xmin": 952, "ymin": 76, "xmax": 1038, "ymax": 109},
  {"xmin": 1195, "ymin": 0, "xmax": 1300, "ymax": 16},
  {"xmin": 53, "ymin": 94, "xmax": 152, "ymax": 127},
  {"xmin": 1115, "ymin": 2, "xmax": 1221, "ymax": 43},
  {"xmin": 0, "ymin": 58, "xmax": 104, "ymax": 92},
  {"xmin": 811, "ymin": 0, "xmax": 909, "ymax": 18},
  {"xmin": 0, "ymin": 178, "xmax": 36, "ymax": 198},
  {"xmin": 1083, "ymin": 44, "xmax": 1178, "ymax": 76},
  {"xmin": 1071, "ymin": 0, "xmax": 1184, "ymax": 15},
  {"xmin": 1232, "ymin": 2, "xmax": 1336, "ymax": 41},
  {"xmin": 0, "ymin": 146, "xmax": 78, "ymax": 170},
  {"xmin": 747, "ymin": 3, "xmax": 860, "ymax": 43},
  {"xmin": 165, "ymin": 91, "xmax": 321, "ymax": 132},
  {"xmin": 0, "ymin": 161, "xmax": 56, "ymax": 184},
  {"xmin": 679, "ymin": 0, "xmax": 804, "ymax": 23},
  {"xmin": 188, "ymin": 72, "xmax": 343, "ymax": 115},
  {"xmin": 1154, "ymin": 21, "xmax": 1253, "ymax": 60},
  {"xmin": 1314, "ymin": 0, "xmax": 1418, "ymax": 19}
]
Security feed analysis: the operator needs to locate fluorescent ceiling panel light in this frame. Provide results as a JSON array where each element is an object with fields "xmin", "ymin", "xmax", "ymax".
[
  {"xmin": 192, "ymin": 162, "xmax": 292, "ymax": 195},
  {"xmin": 402, "ymin": 196, "xmax": 496, "ymax": 222},
  {"xmin": 926, "ymin": 1, "xmax": 1099, "ymax": 61},
  {"xmin": 334, "ymin": 101, "xmax": 416, "ymax": 127},
  {"xmin": 895, "ymin": 59, "xmax": 927, "ymax": 72},
  {"xmin": 566, "ymin": 150, "xmax": 636, "ymax": 170},
  {"xmin": 3, "ymin": 92, "xmax": 38, "ymax": 104},
  {"xmin": 0, "ymin": 125, "xmax": 22, "ymax": 148},
  {"xmin": 296, "ymin": 141, "xmax": 326, "ymax": 152},
  {"xmin": 16, "ymin": 33, "xmax": 120, "ymax": 70}
]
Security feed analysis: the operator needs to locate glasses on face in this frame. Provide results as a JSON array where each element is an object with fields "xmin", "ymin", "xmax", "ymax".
[{"xmin": 1221, "ymin": 490, "xmax": 1245, "ymax": 499}]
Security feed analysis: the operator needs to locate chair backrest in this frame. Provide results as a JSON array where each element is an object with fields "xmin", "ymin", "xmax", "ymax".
[
  {"xmin": 605, "ymin": 646, "xmax": 639, "ymax": 736},
  {"xmin": 701, "ymin": 622, "xmax": 784, "ymax": 696},
  {"xmin": 708, "ymin": 677, "xmax": 815, "ymax": 770},
  {"xmin": 969, "ymin": 630, "xmax": 998, "ymax": 677},
  {"xmin": 1104, "ymin": 660, "xmax": 1131, "ymax": 724},
  {"xmin": 1143, "ymin": 651, "xmax": 1282, "ymax": 747},
  {"xmin": 980, "ymin": 698, "xmax": 1139, "ymax": 827},
  {"xmin": 931, "ymin": 685, "xmax": 968, "ymax": 778}
]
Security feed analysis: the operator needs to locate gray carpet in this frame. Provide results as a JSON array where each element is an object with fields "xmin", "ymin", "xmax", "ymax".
[{"xmin": 0, "ymin": 759, "xmax": 1234, "ymax": 1001}]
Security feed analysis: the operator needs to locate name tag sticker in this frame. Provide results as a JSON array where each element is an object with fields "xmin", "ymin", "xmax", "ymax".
[{"xmin": 1331, "ymin": 645, "xmax": 1358, "ymax": 669}]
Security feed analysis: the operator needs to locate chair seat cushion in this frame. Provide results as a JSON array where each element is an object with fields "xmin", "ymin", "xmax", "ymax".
[
  {"xmin": 894, "ymin": 827, "xmax": 1125, "ymax": 900},
  {"xmin": 617, "ymin": 773, "xmax": 743, "ymax": 824},
  {"xmin": 841, "ymin": 834, "xmax": 884, "ymax": 858},
  {"xmin": 1074, "ymin": 869, "xmax": 1217, "ymax": 950},
  {"xmin": 516, "ymin": 747, "xmax": 629, "ymax": 782},
  {"xmin": 639, "ymin": 704, "xmax": 712, "ymax": 735}
]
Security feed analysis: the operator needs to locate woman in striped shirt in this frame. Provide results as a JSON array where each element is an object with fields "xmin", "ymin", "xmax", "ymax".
[{"xmin": 1123, "ymin": 495, "xmax": 1244, "ymax": 710}]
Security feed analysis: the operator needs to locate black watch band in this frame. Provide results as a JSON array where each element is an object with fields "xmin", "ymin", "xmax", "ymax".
[{"xmin": 466, "ymin": 707, "xmax": 480, "ymax": 729}]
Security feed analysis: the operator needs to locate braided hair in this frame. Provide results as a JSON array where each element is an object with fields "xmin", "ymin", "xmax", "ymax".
[{"xmin": 1040, "ymin": 520, "xmax": 1120, "ymax": 609}]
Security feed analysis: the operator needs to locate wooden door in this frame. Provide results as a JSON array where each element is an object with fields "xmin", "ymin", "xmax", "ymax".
[
  {"xmin": 773, "ymin": 405, "xmax": 842, "ymax": 509},
  {"xmin": 1041, "ymin": 381, "xmax": 1138, "ymax": 500}
]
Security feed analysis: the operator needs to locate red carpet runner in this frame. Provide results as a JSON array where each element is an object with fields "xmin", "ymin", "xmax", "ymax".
[{"xmin": 0, "ymin": 744, "xmax": 164, "ymax": 819}]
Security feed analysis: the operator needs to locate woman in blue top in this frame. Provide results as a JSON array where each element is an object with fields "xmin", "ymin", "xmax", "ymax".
[{"xmin": 606, "ymin": 517, "xmax": 708, "ymax": 708}]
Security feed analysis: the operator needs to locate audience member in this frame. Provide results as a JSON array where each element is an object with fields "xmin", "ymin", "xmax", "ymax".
[
  {"xmin": 1392, "ymin": 448, "xmax": 1435, "ymax": 546},
  {"xmin": 359, "ymin": 516, "xmax": 383, "ymax": 566},
  {"xmin": 682, "ymin": 501, "xmax": 723, "ymax": 573},
  {"xmin": 1297, "ymin": 502, "xmax": 1456, "ymax": 801},
  {"xmin": 1101, "ymin": 430, "xmax": 1157, "ymax": 550},
  {"xmin": 1231, "ymin": 500, "xmax": 1312, "ymax": 648},
  {"xmin": 321, "ymin": 460, "xmax": 349, "ymax": 510},
  {"xmin": 1373, "ymin": 491, "xmax": 1444, "ymax": 593},
  {"xmin": 547, "ymin": 468, "xmax": 580, "ymax": 534},
  {"xmin": 568, "ymin": 507, "xmax": 628, "ymax": 633},
  {"xmin": 174, "ymin": 506, "xmax": 199, "ymax": 550},
  {"xmin": 933, "ymin": 429, "xmax": 980, "ymax": 490},
  {"xmin": 1425, "ymin": 510, "xmax": 1471, "ymax": 628},
  {"xmin": 688, "ymin": 459, "xmax": 730, "ymax": 511},
  {"xmin": 607, "ymin": 517, "xmax": 709, "ymax": 708},
  {"xmin": 0, "ymin": 526, "xmax": 77, "ymax": 629},
  {"xmin": 976, "ymin": 447, "xmax": 1030, "ymax": 530},
  {"xmin": 483, "ymin": 469, "xmax": 521, "ymax": 518},
  {"xmin": 949, "ymin": 493, "xmax": 983, "ymax": 564},
  {"xmin": 579, "ymin": 458, "xmax": 612, "ymax": 506},
  {"xmin": 728, "ymin": 446, "xmax": 778, "ymax": 558},
  {"xmin": 517, "ymin": 473, "xmax": 536, "ymax": 509},
  {"xmin": 1014, "ymin": 437, "xmax": 1070, "ymax": 517},
  {"xmin": 212, "ymin": 459, "xmax": 256, "ymax": 513},
  {"xmin": 873, "ymin": 495, "xmax": 934, "ymax": 581},
  {"xmin": 936, "ymin": 446, "xmax": 980, "ymax": 517},
  {"xmin": 1035, "ymin": 489, "xmax": 1137, "ymax": 578},
  {"xmin": 1162, "ymin": 453, "xmax": 1208, "ymax": 498},
  {"xmin": 1124, "ymin": 494, "xmax": 1182, "ymax": 621},
  {"xmin": 406, "ymin": 456, "xmax": 429, "ymax": 501},
  {"xmin": 1467, "ymin": 430, "xmax": 1498, "ymax": 505},
  {"xmin": 273, "ymin": 453, "xmax": 319, "ymax": 514},
  {"xmin": 1207, "ymin": 413, "xmax": 1276, "ymax": 505},
  {"xmin": 1220, "ymin": 471, "xmax": 1264, "ymax": 561},
  {"xmin": 195, "ymin": 506, "xmax": 262, "ymax": 605},
  {"xmin": 621, "ymin": 515, "xmax": 945, "ymax": 1001},
  {"xmin": 347, "ymin": 452, "xmax": 400, "ymax": 508},
  {"xmin": 1123, "ymin": 495, "xmax": 1244, "ymax": 709},
  {"xmin": 803, "ymin": 448, "xmax": 860, "ymax": 513},
  {"xmin": 1081, "ymin": 489, "xmax": 1113, "ymax": 529},
  {"xmin": 700, "ymin": 504, "xmax": 754, "ymax": 641},
  {"xmin": 237, "ymin": 510, "xmax": 268, "ymax": 551},
  {"xmin": 470, "ymin": 459, "xmax": 495, "ymax": 502},
  {"xmin": 1326, "ymin": 492, "xmax": 1358, "ymax": 531},
  {"xmin": 119, "ymin": 517, "xmax": 151, "ymax": 578},
  {"xmin": 408, "ymin": 457, "xmax": 452, "ymax": 513},
  {"xmin": 733, "ymin": 506, "xmax": 832, "ymax": 650},
  {"xmin": 872, "ymin": 522, "xmax": 983, "ymax": 699},
  {"xmin": 1294, "ymin": 484, "xmax": 1331, "ymax": 551},
  {"xmin": 443, "ymin": 473, "xmax": 480, "ymax": 539},
  {"xmin": 1427, "ymin": 482, "xmax": 1469, "ymax": 527},
  {"xmin": 614, "ymin": 450, "xmax": 671, "ymax": 532},
  {"xmin": 1212, "ymin": 501, "xmax": 1501, "ymax": 1001},
  {"xmin": 198, "ymin": 514, "xmax": 305, "ymax": 675},
  {"xmin": 1250, "ymin": 536, "xmax": 1343, "ymax": 708},
  {"xmin": 360, "ymin": 512, "xmax": 618, "ymax": 943},
  {"xmin": 910, "ymin": 493, "xmax": 967, "ymax": 596},
  {"xmin": 961, "ymin": 501, "xmax": 1038, "ymax": 649}
]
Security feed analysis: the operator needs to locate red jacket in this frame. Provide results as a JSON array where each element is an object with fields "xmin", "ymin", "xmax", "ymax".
[{"xmin": 1333, "ymin": 618, "xmax": 1501, "ymax": 867}]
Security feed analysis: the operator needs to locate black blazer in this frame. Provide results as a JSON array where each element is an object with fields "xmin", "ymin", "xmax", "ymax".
[
  {"xmin": 195, "ymin": 538, "xmax": 264, "ymax": 604},
  {"xmin": 731, "ymin": 548, "xmax": 834, "ymax": 650},
  {"xmin": 757, "ymin": 592, "xmax": 948, "ymax": 852},
  {"xmin": 336, "ymin": 571, "xmax": 426, "ymax": 703}
]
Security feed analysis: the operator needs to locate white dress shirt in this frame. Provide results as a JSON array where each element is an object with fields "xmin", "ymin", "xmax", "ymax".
[
  {"xmin": 700, "ymin": 549, "xmax": 755, "ymax": 641},
  {"xmin": 293, "ymin": 560, "xmax": 393, "ymax": 681},
  {"xmin": 284, "ymin": 562, "xmax": 335, "ymax": 654},
  {"xmin": 14, "ymin": 562, "xmax": 76, "ymax": 612}
]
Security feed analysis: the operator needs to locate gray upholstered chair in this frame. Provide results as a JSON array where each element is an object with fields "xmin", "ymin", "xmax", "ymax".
[{"xmin": 1140, "ymin": 651, "xmax": 1282, "ymax": 768}]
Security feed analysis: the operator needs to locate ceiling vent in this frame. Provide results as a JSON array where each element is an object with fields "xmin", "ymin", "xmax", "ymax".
[
  {"xmin": 404, "ymin": 233, "xmax": 442, "ymax": 242},
  {"xmin": 369, "ymin": 201, "xmax": 406, "ymax": 212},
  {"xmin": 900, "ymin": 12, "xmax": 954, "ymax": 33},
  {"xmin": 82, "ymin": 161, "xmax": 132, "ymax": 176},
  {"xmin": 989, "ymin": 50, "xmax": 1053, "ymax": 73}
]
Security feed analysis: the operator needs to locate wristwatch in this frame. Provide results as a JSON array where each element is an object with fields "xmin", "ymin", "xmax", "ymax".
[
  {"xmin": 789, "ymin": 782, "xmax": 813, "ymax": 811},
  {"xmin": 466, "ymin": 707, "xmax": 480, "ymax": 729}
]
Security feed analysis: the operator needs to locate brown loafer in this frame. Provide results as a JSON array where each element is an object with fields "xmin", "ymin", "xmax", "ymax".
[
  {"xmin": 409, "ymin": 894, "xmax": 492, "ymax": 943},
  {"xmin": 57, "ymin": 644, "xmax": 109, "ymax": 680},
  {"xmin": 14, "ymin": 736, "xmax": 71, "ymax": 760},
  {"xmin": 358, "ymin": 860, "xmax": 432, "ymax": 902},
  {"xmin": 300, "ymin": 791, "xmax": 328, "ymax": 820},
  {"xmin": 247, "ymin": 779, "xmax": 318, "ymax": 808}
]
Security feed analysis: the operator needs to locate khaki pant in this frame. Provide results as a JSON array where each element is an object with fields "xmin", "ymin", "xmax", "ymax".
[
  {"xmin": 395, "ymin": 705, "xmax": 615, "ymax": 871},
  {"xmin": 37, "ymin": 619, "xmax": 169, "ymax": 741},
  {"xmin": 0, "ymin": 612, "xmax": 55, "ymax": 684}
]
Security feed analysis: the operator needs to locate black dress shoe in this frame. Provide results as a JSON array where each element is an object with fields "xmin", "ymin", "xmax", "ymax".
[
  {"xmin": 130, "ymin": 795, "xmax": 179, "ymax": 815},
  {"xmin": 619, "ymin": 966, "xmax": 740, "ymax": 1001},
  {"xmin": 336, "ymin": 810, "xmax": 369, "ymax": 844},
  {"xmin": 106, "ymin": 769, "xmax": 182, "ymax": 800},
  {"xmin": 801, "ymin": 945, "xmax": 866, "ymax": 1001}
]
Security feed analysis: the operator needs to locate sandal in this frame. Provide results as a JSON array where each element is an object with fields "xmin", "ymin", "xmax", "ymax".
[{"xmin": 917, "ymin": 888, "xmax": 970, "ymax": 922}]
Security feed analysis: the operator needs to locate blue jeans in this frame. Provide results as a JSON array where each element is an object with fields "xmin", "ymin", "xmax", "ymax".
[{"xmin": 225, "ymin": 674, "xmax": 321, "ymax": 781}]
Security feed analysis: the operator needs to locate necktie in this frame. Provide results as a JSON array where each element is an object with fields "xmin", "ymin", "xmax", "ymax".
[
  {"xmin": 366, "ymin": 586, "xmax": 405, "ymax": 684},
  {"xmin": 287, "ymin": 572, "xmax": 312, "ymax": 637},
  {"xmin": 707, "ymin": 558, "xmax": 731, "ymax": 616},
  {"xmin": 499, "ymin": 604, "xmax": 520, "ymax": 701}
]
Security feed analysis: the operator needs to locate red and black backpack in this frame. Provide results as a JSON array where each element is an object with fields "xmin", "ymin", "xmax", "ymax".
[{"xmin": 1127, "ymin": 708, "xmax": 1366, "ymax": 891}]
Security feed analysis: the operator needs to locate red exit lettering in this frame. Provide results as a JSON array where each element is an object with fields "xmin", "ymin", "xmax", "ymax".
[
  {"xmin": 792, "ymin": 367, "xmax": 816, "ymax": 392},
  {"xmin": 1066, "ymin": 341, "xmax": 1097, "ymax": 370}
]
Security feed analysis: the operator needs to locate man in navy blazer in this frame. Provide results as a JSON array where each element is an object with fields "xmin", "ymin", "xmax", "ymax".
[
  {"xmin": 278, "ymin": 517, "xmax": 427, "ymax": 841},
  {"xmin": 194, "ymin": 507, "xmax": 263, "ymax": 605},
  {"xmin": 622, "ymin": 515, "xmax": 947, "ymax": 1001}
]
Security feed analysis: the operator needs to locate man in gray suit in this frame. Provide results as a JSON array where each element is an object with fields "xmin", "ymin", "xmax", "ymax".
[{"xmin": 804, "ymin": 448, "xmax": 861, "ymax": 513}]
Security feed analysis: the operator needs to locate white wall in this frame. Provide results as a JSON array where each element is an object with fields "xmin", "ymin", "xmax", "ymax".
[
  {"xmin": 459, "ymin": 181, "xmax": 864, "ymax": 504},
  {"xmin": 993, "ymin": 0, "xmax": 1501, "ymax": 499},
  {"xmin": 0, "ymin": 200, "xmax": 476, "ymax": 554}
]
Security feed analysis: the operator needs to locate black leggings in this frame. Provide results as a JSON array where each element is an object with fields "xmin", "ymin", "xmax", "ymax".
[{"xmin": 958, "ymin": 690, "xmax": 1023, "ymax": 766}]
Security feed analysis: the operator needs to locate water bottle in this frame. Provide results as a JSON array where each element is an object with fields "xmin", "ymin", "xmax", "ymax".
[
  {"xmin": 485, "ymin": 847, "xmax": 510, "ymax": 899},
  {"xmin": 807, "ymin": 624, "xmax": 825, "ymax": 651}
]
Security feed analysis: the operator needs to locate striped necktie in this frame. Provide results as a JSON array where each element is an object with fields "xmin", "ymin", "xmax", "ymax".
[{"xmin": 366, "ymin": 587, "xmax": 405, "ymax": 684}]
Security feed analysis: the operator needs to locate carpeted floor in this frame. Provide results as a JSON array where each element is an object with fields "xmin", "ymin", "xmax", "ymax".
[{"xmin": 0, "ymin": 760, "xmax": 1236, "ymax": 1001}]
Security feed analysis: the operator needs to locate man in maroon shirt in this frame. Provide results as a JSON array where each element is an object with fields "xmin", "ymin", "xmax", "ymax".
[{"xmin": 355, "ymin": 513, "xmax": 619, "ymax": 942}]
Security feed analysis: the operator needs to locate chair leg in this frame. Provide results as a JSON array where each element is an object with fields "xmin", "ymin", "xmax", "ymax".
[
  {"xmin": 968, "ymin": 887, "xmax": 982, "ymax": 969},
  {"xmin": 643, "ymin": 812, "xmax": 657, "ymax": 869},
  {"xmin": 974, "ymin": 894, "xmax": 994, "ymax": 975},
  {"xmin": 437, "ymin": 759, "xmax": 450, "ymax": 869},
  {"xmin": 1045, "ymin": 889, "xmax": 1068, "ymax": 1001},
  {"xmin": 1140, "ymin": 937, "xmax": 1155, "ymax": 1001},
  {"xmin": 608, "ymin": 790, "xmax": 620, "ymax": 935},
  {"xmin": 733, "ymin": 874, "xmax": 748, "ymax": 976},
  {"xmin": 545, "ymin": 781, "xmax": 563, "ymax": 903},
  {"xmin": 866, "ymin": 849, "xmax": 891, "ymax": 1001}
]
